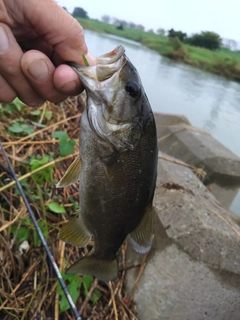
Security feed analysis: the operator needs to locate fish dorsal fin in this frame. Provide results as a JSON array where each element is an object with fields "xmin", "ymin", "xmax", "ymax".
[
  {"xmin": 129, "ymin": 206, "xmax": 154, "ymax": 254},
  {"xmin": 56, "ymin": 155, "xmax": 82, "ymax": 188},
  {"xmin": 66, "ymin": 250, "xmax": 118, "ymax": 282},
  {"xmin": 58, "ymin": 214, "xmax": 91, "ymax": 247}
]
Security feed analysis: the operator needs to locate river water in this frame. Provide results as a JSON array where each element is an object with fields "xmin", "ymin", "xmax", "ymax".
[{"xmin": 84, "ymin": 30, "xmax": 240, "ymax": 215}]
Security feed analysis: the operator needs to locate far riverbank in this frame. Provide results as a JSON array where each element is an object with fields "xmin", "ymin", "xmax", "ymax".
[{"xmin": 77, "ymin": 18, "xmax": 240, "ymax": 83}]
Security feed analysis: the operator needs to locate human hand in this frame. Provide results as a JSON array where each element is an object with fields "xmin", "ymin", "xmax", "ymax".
[{"xmin": 0, "ymin": 0, "xmax": 96, "ymax": 105}]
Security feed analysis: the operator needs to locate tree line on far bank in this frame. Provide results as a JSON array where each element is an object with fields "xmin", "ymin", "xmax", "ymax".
[
  {"xmin": 168, "ymin": 29, "xmax": 221, "ymax": 50},
  {"xmin": 69, "ymin": 6, "xmax": 238, "ymax": 52}
]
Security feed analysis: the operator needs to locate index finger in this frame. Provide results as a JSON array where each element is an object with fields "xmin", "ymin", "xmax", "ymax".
[{"xmin": 17, "ymin": 0, "xmax": 96, "ymax": 65}]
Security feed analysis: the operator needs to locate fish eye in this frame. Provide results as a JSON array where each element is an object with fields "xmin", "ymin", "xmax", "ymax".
[{"xmin": 125, "ymin": 81, "xmax": 140, "ymax": 98}]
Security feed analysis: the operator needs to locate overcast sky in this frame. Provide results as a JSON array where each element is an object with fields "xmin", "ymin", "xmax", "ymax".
[{"xmin": 56, "ymin": 0, "xmax": 240, "ymax": 41}]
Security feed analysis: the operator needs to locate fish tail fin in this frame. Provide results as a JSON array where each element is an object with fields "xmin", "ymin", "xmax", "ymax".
[{"xmin": 66, "ymin": 252, "xmax": 118, "ymax": 282}]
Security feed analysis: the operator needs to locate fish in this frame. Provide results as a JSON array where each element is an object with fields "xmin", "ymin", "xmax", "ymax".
[{"xmin": 57, "ymin": 45, "xmax": 158, "ymax": 282}]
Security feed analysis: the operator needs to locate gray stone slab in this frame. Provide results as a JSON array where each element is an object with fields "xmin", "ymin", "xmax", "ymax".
[
  {"xmin": 154, "ymin": 113, "xmax": 190, "ymax": 139},
  {"xmin": 157, "ymin": 122, "xmax": 240, "ymax": 208},
  {"xmin": 125, "ymin": 153, "xmax": 240, "ymax": 320}
]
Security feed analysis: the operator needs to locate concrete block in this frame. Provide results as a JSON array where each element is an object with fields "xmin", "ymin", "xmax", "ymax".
[{"xmin": 125, "ymin": 153, "xmax": 240, "ymax": 320}]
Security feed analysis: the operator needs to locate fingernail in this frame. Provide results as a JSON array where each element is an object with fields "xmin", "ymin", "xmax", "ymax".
[
  {"xmin": 28, "ymin": 60, "xmax": 49, "ymax": 81},
  {"xmin": 0, "ymin": 26, "xmax": 10, "ymax": 52},
  {"xmin": 60, "ymin": 80, "xmax": 78, "ymax": 93}
]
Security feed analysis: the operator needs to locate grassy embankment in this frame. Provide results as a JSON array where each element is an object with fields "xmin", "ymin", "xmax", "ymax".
[{"xmin": 78, "ymin": 18, "xmax": 240, "ymax": 82}]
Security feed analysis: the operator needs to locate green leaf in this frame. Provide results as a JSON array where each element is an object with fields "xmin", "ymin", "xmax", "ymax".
[
  {"xmin": 23, "ymin": 218, "xmax": 32, "ymax": 226},
  {"xmin": 1, "ymin": 98, "xmax": 25, "ymax": 115},
  {"xmin": 83, "ymin": 274, "xmax": 93, "ymax": 297},
  {"xmin": 30, "ymin": 155, "xmax": 49, "ymax": 169},
  {"xmin": 11, "ymin": 226, "xmax": 30, "ymax": 242},
  {"xmin": 48, "ymin": 201, "xmax": 66, "ymax": 214},
  {"xmin": 73, "ymin": 202, "xmax": 79, "ymax": 211},
  {"xmin": 68, "ymin": 275, "xmax": 82, "ymax": 303},
  {"xmin": 4, "ymin": 104, "xmax": 16, "ymax": 115},
  {"xmin": 83, "ymin": 274, "xmax": 93, "ymax": 291},
  {"xmin": 8, "ymin": 122, "xmax": 34, "ymax": 135},
  {"xmin": 13, "ymin": 98, "xmax": 25, "ymax": 111},
  {"xmin": 57, "ymin": 272, "xmax": 82, "ymax": 312},
  {"xmin": 58, "ymin": 291, "xmax": 70, "ymax": 313},
  {"xmin": 44, "ymin": 110, "xmax": 52, "ymax": 120},
  {"xmin": 31, "ymin": 122, "xmax": 46, "ymax": 128},
  {"xmin": 8, "ymin": 122, "xmax": 24, "ymax": 133},
  {"xmin": 59, "ymin": 139, "xmax": 75, "ymax": 156},
  {"xmin": 30, "ymin": 155, "xmax": 51, "ymax": 172},
  {"xmin": 30, "ymin": 155, "xmax": 53, "ymax": 184},
  {"xmin": 39, "ymin": 220, "xmax": 48, "ymax": 235},
  {"xmin": 82, "ymin": 275, "xmax": 102, "ymax": 303},
  {"xmin": 30, "ymin": 110, "xmax": 41, "ymax": 116},
  {"xmin": 90, "ymin": 288, "xmax": 102, "ymax": 303},
  {"xmin": 21, "ymin": 124, "xmax": 34, "ymax": 135},
  {"xmin": 52, "ymin": 131, "xmax": 68, "ymax": 140}
]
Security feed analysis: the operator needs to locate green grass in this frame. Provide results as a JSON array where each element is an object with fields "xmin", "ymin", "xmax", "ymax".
[{"xmin": 78, "ymin": 18, "xmax": 240, "ymax": 82}]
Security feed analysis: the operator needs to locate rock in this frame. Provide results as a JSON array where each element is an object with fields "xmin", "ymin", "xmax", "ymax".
[
  {"xmin": 154, "ymin": 113, "xmax": 190, "ymax": 140},
  {"xmin": 125, "ymin": 153, "xmax": 240, "ymax": 320},
  {"xmin": 156, "ymin": 120, "xmax": 240, "ymax": 210}
]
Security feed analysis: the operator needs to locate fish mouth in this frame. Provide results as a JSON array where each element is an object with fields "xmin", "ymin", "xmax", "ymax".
[
  {"xmin": 96, "ymin": 45, "xmax": 125, "ymax": 65},
  {"xmin": 68, "ymin": 45, "xmax": 126, "ymax": 86}
]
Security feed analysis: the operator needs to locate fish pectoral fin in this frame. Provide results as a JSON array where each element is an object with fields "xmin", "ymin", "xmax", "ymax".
[
  {"xmin": 66, "ymin": 252, "xmax": 118, "ymax": 282},
  {"xmin": 100, "ymin": 152, "xmax": 125, "ymax": 182},
  {"xmin": 56, "ymin": 155, "xmax": 82, "ymax": 188},
  {"xmin": 58, "ymin": 214, "xmax": 91, "ymax": 247},
  {"xmin": 129, "ymin": 206, "xmax": 154, "ymax": 254}
]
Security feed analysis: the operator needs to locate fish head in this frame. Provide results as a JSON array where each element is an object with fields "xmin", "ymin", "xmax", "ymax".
[{"xmin": 70, "ymin": 45, "xmax": 151, "ymax": 150}]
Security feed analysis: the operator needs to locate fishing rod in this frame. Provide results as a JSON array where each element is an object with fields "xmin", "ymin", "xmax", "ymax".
[{"xmin": 0, "ymin": 141, "xmax": 82, "ymax": 320}]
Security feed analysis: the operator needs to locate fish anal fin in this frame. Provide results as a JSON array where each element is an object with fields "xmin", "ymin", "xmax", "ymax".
[
  {"xmin": 66, "ymin": 252, "xmax": 118, "ymax": 282},
  {"xmin": 129, "ymin": 206, "xmax": 154, "ymax": 254},
  {"xmin": 59, "ymin": 214, "xmax": 91, "ymax": 248},
  {"xmin": 56, "ymin": 155, "xmax": 82, "ymax": 188}
]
